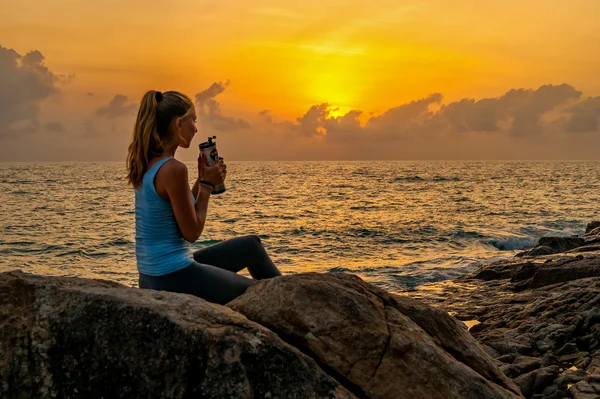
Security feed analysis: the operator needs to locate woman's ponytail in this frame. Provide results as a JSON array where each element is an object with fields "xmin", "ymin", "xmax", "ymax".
[{"xmin": 127, "ymin": 90, "xmax": 161, "ymax": 188}]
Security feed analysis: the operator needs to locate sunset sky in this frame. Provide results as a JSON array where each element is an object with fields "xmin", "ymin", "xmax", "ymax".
[{"xmin": 1, "ymin": 0, "xmax": 599, "ymax": 161}]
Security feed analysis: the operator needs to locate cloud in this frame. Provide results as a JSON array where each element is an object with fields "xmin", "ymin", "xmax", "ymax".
[
  {"xmin": 0, "ymin": 45, "xmax": 62, "ymax": 137},
  {"xmin": 436, "ymin": 84, "xmax": 582, "ymax": 136},
  {"xmin": 195, "ymin": 81, "xmax": 251, "ymax": 131},
  {"xmin": 45, "ymin": 122, "xmax": 66, "ymax": 133},
  {"xmin": 265, "ymin": 84, "xmax": 591, "ymax": 146},
  {"xmin": 564, "ymin": 96, "xmax": 600, "ymax": 133},
  {"xmin": 96, "ymin": 94, "xmax": 137, "ymax": 119}
]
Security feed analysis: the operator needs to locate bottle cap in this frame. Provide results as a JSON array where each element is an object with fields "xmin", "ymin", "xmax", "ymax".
[{"xmin": 199, "ymin": 136, "xmax": 217, "ymax": 150}]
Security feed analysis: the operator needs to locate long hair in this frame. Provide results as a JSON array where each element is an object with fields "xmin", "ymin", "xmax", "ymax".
[{"xmin": 126, "ymin": 90, "xmax": 194, "ymax": 188}]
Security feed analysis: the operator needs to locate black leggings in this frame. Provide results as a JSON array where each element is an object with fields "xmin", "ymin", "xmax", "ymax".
[{"xmin": 138, "ymin": 235, "xmax": 282, "ymax": 305}]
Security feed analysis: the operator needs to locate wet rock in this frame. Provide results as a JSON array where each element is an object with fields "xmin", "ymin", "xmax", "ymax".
[
  {"xmin": 585, "ymin": 221, "xmax": 600, "ymax": 235},
  {"xmin": 518, "ymin": 236, "xmax": 586, "ymax": 258},
  {"xmin": 228, "ymin": 272, "xmax": 522, "ymax": 399},
  {"xmin": 538, "ymin": 236, "xmax": 585, "ymax": 253}
]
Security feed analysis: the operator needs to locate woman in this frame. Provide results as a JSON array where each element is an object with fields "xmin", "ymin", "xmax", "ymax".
[{"xmin": 126, "ymin": 90, "xmax": 281, "ymax": 305}]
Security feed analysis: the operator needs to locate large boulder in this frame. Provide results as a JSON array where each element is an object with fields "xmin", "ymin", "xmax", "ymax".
[
  {"xmin": 228, "ymin": 272, "xmax": 523, "ymax": 399},
  {"xmin": 0, "ymin": 271, "xmax": 354, "ymax": 399}
]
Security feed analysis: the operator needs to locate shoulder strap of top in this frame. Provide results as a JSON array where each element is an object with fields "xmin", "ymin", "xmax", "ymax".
[{"xmin": 143, "ymin": 157, "xmax": 172, "ymax": 187}]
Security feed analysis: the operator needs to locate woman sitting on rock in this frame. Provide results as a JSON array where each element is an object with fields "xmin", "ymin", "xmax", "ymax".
[{"xmin": 126, "ymin": 90, "xmax": 281, "ymax": 304}]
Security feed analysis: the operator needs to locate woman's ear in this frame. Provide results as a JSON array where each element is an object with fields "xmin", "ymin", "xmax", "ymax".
[{"xmin": 175, "ymin": 117, "xmax": 183, "ymax": 130}]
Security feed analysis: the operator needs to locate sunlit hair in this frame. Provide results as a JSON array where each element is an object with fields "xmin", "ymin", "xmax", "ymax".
[{"xmin": 126, "ymin": 90, "xmax": 194, "ymax": 188}]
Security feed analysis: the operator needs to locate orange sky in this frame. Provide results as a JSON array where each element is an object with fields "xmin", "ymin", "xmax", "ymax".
[{"xmin": 1, "ymin": 0, "xmax": 599, "ymax": 160}]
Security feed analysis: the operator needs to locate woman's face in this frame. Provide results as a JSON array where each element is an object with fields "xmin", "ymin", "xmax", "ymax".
[{"xmin": 175, "ymin": 110, "xmax": 198, "ymax": 148}]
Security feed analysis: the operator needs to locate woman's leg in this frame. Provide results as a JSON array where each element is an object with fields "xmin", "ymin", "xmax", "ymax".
[
  {"xmin": 139, "ymin": 262, "xmax": 254, "ymax": 305},
  {"xmin": 191, "ymin": 235, "xmax": 282, "ymax": 279}
]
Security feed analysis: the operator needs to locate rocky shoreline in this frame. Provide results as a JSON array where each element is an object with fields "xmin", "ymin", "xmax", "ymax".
[
  {"xmin": 2, "ymin": 222, "xmax": 600, "ymax": 398},
  {"xmin": 411, "ymin": 221, "xmax": 600, "ymax": 399}
]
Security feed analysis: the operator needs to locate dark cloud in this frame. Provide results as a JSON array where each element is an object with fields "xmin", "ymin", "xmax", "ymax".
[
  {"xmin": 87, "ymin": 92, "xmax": 94, "ymax": 96},
  {"xmin": 565, "ymin": 96, "xmax": 600, "ymax": 133},
  {"xmin": 45, "ymin": 122, "xmax": 66, "ymax": 133},
  {"xmin": 258, "ymin": 109, "xmax": 272, "ymax": 123},
  {"xmin": 195, "ymin": 81, "xmax": 251, "ymax": 131},
  {"xmin": 96, "ymin": 94, "xmax": 137, "ymax": 119},
  {"xmin": 0, "ymin": 45, "xmax": 62, "ymax": 137},
  {"xmin": 367, "ymin": 93, "xmax": 443, "ymax": 138},
  {"xmin": 271, "ymin": 84, "xmax": 590, "ymax": 144},
  {"xmin": 437, "ymin": 85, "xmax": 582, "ymax": 136},
  {"xmin": 294, "ymin": 103, "xmax": 336, "ymax": 136}
]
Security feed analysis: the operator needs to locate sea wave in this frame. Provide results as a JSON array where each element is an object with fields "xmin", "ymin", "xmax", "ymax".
[{"xmin": 487, "ymin": 236, "xmax": 537, "ymax": 250}]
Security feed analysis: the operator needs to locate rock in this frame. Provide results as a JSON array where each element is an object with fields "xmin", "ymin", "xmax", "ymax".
[
  {"xmin": 534, "ymin": 384, "xmax": 570, "ymax": 399},
  {"xmin": 569, "ymin": 380, "xmax": 599, "ymax": 399},
  {"xmin": 228, "ymin": 272, "xmax": 523, "ymax": 399},
  {"xmin": 575, "ymin": 356, "xmax": 592, "ymax": 370},
  {"xmin": 513, "ymin": 366, "xmax": 560, "ymax": 397},
  {"xmin": 584, "ymin": 307, "xmax": 600, "ymax": 330},
  {"xmin": 525, "ymin": 245, "xmax": 559, "ymax": 257},
  {"xmin": 0, "ymin": 271, "xmax": 354, "ymax": 399},
  {"xmin": 568, "ymin": 244, "xmax": 600, "ymax": 253},
  {"xmin": 561, "ymin": 368, "xmax": 588, "ymax": 383},
  {"xmin": 542, "ymin": 353, "xmax": 559, "ymax": 367},
  {"xmin": 486, "ymin": 340, "xmax": 532, "ymax": 356},
  {"xmin": 585, "ymin": 226, "xmax": 600, "ymax": 237},
  {"xmin": 518, "ymin": 236, "xmax": 586, "ymax": 258},
  {"xmin": 538, "ymin": 237, "xmax": 585, "ymax": 253},
  {"xmin": 587, "ymin": 355, "xmax": 600, "ymax": 374},
  {"xmin": 555, "ymin": 342, "xmax": 578, "ymax": 356},
  {"xmin": 585, "ymin": 221, "xmax": 600, "ymax": 235},
  {"xmin": 559, "ymin": 352, "xmax": 589, "ymax": 365},
  {"xmin": 500, "ymin": 356, "xmax": 542, "ymax": 378},
  {"xmin": 472, "ymin": 262, "xmax": 536, "ymax": 281},
  {"xmin": 482, "ymin": 344, "xmax": 502, "ymax": 359},
  {"xmin": 521, "ymin": 256, "xmax": 600, "ymax": 289},
  {"xmin": 510, "ymin": 263, "xmax": 539, "ymax": 283}
]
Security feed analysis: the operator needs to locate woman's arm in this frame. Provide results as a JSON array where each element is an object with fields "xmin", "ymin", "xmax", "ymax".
[
  {"xmin": 191, "ymin": 177, "xmax": 200, "ymax": 198},
  {"xmin": 162, "ymin": 161, "xmax": 208, "ymax": 243},
  {"xmin": 160, "ymin": 156, "xmax": 225, "ymax": 243}
]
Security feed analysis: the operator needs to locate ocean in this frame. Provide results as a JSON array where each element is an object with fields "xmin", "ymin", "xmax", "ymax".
[{"xmin": 1, "ymin": 161, "xmax": 599, "ymax": 294}]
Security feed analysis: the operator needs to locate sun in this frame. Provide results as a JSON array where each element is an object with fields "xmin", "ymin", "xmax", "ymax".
[
  {"xmin": 297, "ymin": 44, "xmax": 365, "ymax": 118},
  {"xmin": 327, "ymin": 105, "xmax": 352, "ymax": 118}
]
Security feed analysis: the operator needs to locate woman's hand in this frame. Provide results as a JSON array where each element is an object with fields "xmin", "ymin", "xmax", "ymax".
[{"xmin": 198, "ymin": 152, "xmax": 226, "ymax": 186}]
